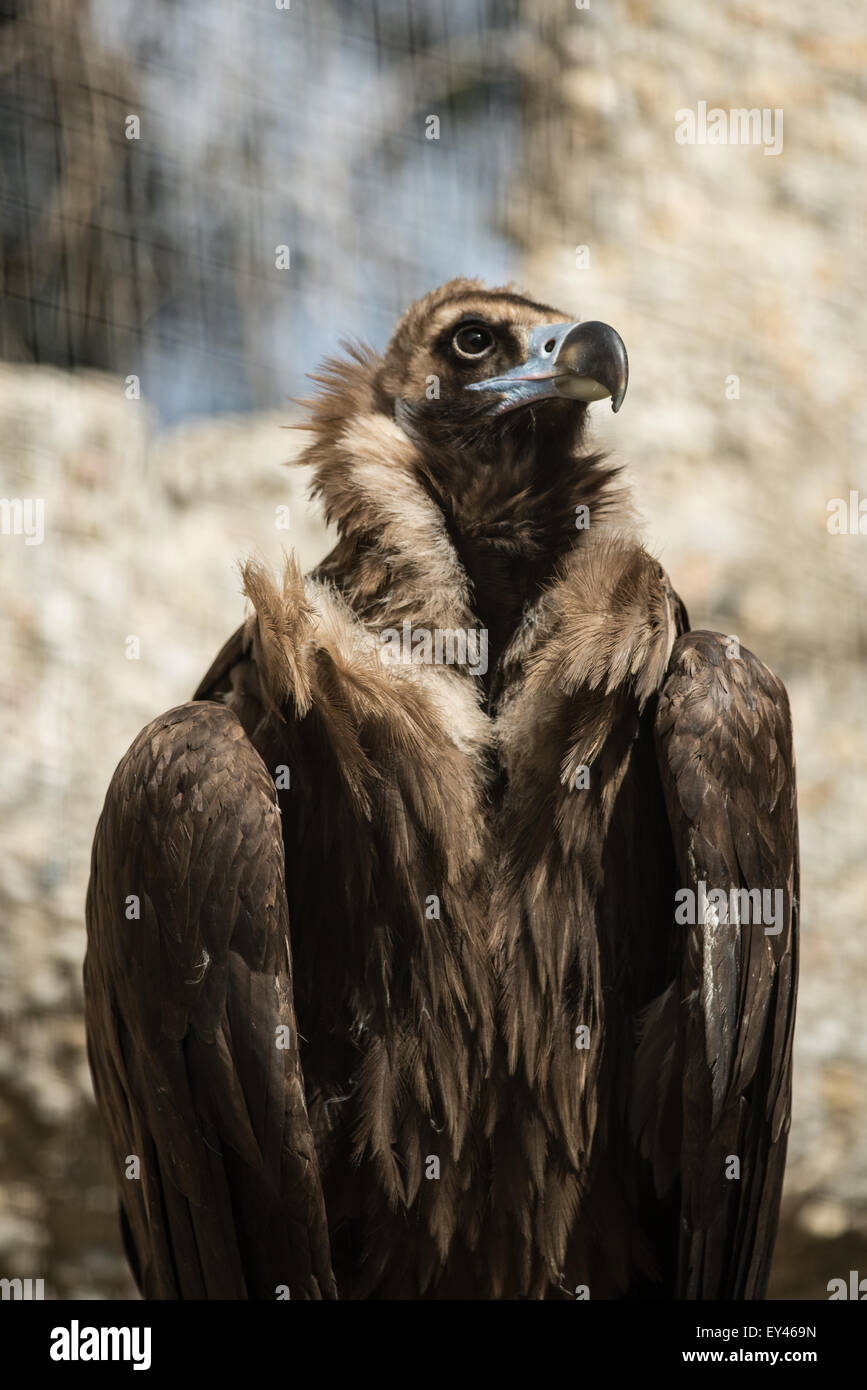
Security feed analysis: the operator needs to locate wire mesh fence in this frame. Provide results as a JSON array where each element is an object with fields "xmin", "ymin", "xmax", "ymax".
[{"xmin": 0, "ymin": 0, "xmax": 865, "ymax": 1298}]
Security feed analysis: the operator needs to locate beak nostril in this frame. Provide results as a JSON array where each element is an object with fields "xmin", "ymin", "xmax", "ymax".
[{"xmin": 543, "ymin": 338, "xmax": 556, "ymax": 354}]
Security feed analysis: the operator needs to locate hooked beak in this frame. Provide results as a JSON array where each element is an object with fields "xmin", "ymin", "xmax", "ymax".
[{"xmin": 466, "ymin": 319, "xmax": 628, "ymax": 415}]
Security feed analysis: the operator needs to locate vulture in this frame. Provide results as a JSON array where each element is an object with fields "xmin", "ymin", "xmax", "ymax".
[{"xmin": 84, "ymin": 278, "xmax": 798, "ymax": 1300}]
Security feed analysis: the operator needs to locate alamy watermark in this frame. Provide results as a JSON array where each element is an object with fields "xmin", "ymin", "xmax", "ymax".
[
  {"xmin": 675, "ymin": 103, "xmax": 783, "ymax": 157},
  {"xmin": 379, "ymin": 621, "xmax": 488, "ymax": 677},
  {"xmin": 0, "ymin": 497, "xmax": 44, "ymax": 545},
  {"xmin": 49, "ymin": 1320, "xmax": 151, "ymax": 1371},
  {"xmin": 827, "ymin": 491, "xmax": 867, "ymax": 534},
  {"xmin": 1, "ymin": 1276, "xmax": 44, "ymax": 1299},
  {"xmin": 675, "ymin": 881, "xmax": 784, "ymax": 936}
]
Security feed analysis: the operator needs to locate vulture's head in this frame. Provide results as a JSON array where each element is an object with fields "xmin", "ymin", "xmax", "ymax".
[
  {"xmin": 377, "ymin": 279, "xmax": 627, "ymax": 434},
  {"xmin": 303, "ymin": 278, "xmax": 630, "ymax": 658}
]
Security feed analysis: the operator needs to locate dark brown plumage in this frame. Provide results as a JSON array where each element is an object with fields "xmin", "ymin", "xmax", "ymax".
[{"xmin": 84, "ymin": 278, "xmax": 798, "ymax": 1299}]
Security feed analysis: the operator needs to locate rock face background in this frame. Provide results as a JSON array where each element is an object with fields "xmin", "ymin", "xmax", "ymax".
[{"xmin": 0, "ymin": 0, "xmax": 864, "ymax": 1298}]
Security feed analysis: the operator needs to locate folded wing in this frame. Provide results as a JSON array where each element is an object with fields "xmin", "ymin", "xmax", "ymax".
[
  {"xmin": 84, "ymin": 702, "xmax": 336, "ymax": 1299},
  {"xmin": 634, "ymin": 631, "xmax": 798, "ymax": 1299}
]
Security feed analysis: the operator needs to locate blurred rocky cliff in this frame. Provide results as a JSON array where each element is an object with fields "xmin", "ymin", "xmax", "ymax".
[
  {"xmin": 0, "ymin": 368, "xmax": 333, "ymax": 1296},
  {"xmin": 1, "ymin": 0, "xmax": 865, "ymax": 1298}
]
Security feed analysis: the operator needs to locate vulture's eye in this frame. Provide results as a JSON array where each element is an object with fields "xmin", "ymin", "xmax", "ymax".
[{"xmin": 452, "ymin": 324, "xmax": 495, "ymax": 360}]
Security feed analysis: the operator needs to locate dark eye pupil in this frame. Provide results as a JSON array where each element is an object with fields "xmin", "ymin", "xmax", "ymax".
[{"xmin": 454, "ymin": 325, "xmax": 492, "ymax": 356}]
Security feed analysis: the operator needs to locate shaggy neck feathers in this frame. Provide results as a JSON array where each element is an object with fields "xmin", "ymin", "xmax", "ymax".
[
  {"xmin": 239, "ymin": 342, "xmax": 683, "ymax": 1295},
  {"xmin": 298, "ymin": 347, "xmax": 631, "ymax": 684}
]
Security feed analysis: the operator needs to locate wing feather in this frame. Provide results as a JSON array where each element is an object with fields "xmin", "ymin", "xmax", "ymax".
[
  {"xmin": 84, "ymin": 701, "xmax": 336, "ymax": 1299},
  {"xmin": 636, "ymin": 630, "xmax": 798, "ymax": 1299}
]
